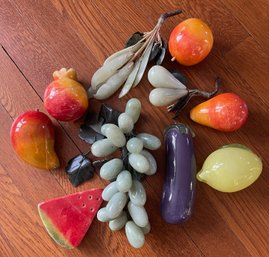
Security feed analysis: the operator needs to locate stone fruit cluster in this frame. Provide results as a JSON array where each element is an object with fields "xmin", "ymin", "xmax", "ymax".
[{"xmin": 91, "ymin": 98, "xmax": 161, "ymax": 248}]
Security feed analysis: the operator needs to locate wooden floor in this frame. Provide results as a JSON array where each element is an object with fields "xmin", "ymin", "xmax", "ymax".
[{"xmin": 1, "ymin": 1, "xmax": 269, "ymax": 256}]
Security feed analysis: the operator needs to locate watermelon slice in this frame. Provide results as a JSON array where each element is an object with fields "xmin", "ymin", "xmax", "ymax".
[{"xmin": 38, "ymin": 188, "xmax": 103, "ymax": 249}]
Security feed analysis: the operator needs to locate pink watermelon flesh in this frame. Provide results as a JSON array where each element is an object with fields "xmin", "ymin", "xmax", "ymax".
[{"xmin": 38, "ymin": 188, "xmax": 103, "ymax": 249}]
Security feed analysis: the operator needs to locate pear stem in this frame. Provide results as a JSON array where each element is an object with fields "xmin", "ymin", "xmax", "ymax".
[{"xmin": 168, "ymin": 78, "xmax": 221, "ymax": 118}]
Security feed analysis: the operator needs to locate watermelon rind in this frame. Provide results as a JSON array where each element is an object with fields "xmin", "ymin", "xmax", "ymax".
[{"xmin": 38, "ymin": 205, "xmax": 73, "ymax": 249}]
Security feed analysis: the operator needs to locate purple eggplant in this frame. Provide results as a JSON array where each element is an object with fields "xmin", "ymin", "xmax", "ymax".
[{"xmin": 161, "ymin": 124, "xmax": 196, "ymax": 224}]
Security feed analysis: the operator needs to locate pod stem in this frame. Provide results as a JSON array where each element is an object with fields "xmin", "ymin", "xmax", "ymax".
[
  {"xmin": 131, "ymin": 10, "xmax": 182, "ymax": 62},
  {"xmin": 189, "ymin": 77, "xmax": 221, "ymax": 98},
  {"xmin": 168, "ymin": 78, "xmax": 221, "ymax": 118},
  {"xmin": 157, "ymin": 10, "xmax": 183, "ymax": 26}
]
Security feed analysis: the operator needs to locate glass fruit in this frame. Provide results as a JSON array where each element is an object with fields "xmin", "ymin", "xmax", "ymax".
[
  {"xmin": 197, "ymin": 144, "xmax": 263, "ymax": 192},
  {"xmin": 168, "ymin": 18, "xmax": 213, "ymax": 66},
  {"xmin": 10, "ymin": 111, "xmax": 59, "ymax": 170}
]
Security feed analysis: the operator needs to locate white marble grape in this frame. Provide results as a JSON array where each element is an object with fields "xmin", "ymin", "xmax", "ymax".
[
  {"xmin": 100, "ymin": 158, "xmax": 123, "ymax": 180},
  {"xmin": 109, "ymin": 211, "xmax": 128, "ymax": 231},
  {"xmin": 128, "ymin": 202, "xmax": 149, "ymax": 227},
  {"xmin": 91, "ymin": 139, "xmax": 118, "ymax": 157},
  {"xmin": 137, "ymin": 133, "xmax": 161, "ymax": 150},
  {"xmin": 106, "ymin": 192, "xmax": 128, "ymax": 219},
  {"xmin": 125, "ymin": 221, "xmax": 145, "ymax": 249},
  {"xmin": 97, "ymin": 207, "xmax": 110, "ymax": 222},
  {"xmin": 128, "ymin": 180, "xmax": 146, "ymax": 206},
  {"xmin": 100, "ymin": 124, "xmax": 110, "ymax": 136},
  {"xmin": 126, "ymin": 137, "xmax": 143, "ymax": 153},
  {"xmin": 141, "ymin": 222, "xmax": 151, "ymax": 235},
  {"xmin": 140, "ymin": 150, "xmax": 157, "ymax": 175},
  {"xmin": 102, "ymin": 181, "xmax": 118, "ymax": 201},
  {"xmin": 129, "ymin": 153, "xmax": 149, "ymax": 173},
  {"xmin": 116, "ymin": 170, "xmax": 132, "ymax": 192},
  {"xmin": 118, "ymin": 113, "xmax": 134, "ymax": 133},
  {"xmin": 125, "ymin": 98, "xmax": 141, "ymax": 123},
  {"xmin": 102, "ymin": 123, "xmax": 126, "ymax": 147}
]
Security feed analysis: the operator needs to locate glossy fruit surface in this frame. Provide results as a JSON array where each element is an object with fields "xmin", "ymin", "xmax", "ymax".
[
  {"xmin": 10, "ymin": 111, "xmax": 59, "ymax": 170},
  {"xmin": 169, "ymin": 18, "xmax": 213, "ymax": 66},
  {"xmin": 38, "ymin": 189, "xmax": 103, "ymax": 249},
  {"xmin": 197, "ymin": 144, "xmax": 262, "ymax": 192},
  {"xmin": 161, "ymin": 124, "xmax": 196, "ymax": 224},
  {"xmin": 190, "ymin": 93, "xmax": 248, "ymax": 132},
  {"xmin": 44, "ymin": 68, "xmax": 88, "ymax": 121}
]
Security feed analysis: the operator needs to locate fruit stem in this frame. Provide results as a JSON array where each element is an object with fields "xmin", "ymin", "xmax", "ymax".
[
  {"xmin": 167, "ymin": 78, "xmax": 221, "ymax": 118},
  {"xmin": 130, "ymin": 30, "xmax": 155, "ymax": 62},
  {"xmin": 53, "ymin": 68, "xmax": 78, "ymax": 81},
  {"xmin": 157, "ymin": 10, "xmax": 183, "ymax": 26},
  {"xmin": 189, "ymin": 77, "xmax": 221, "ymax": 98},
  {"xmin": 130, "ymin": 10, "xmax": 182, "ymax": 63}
]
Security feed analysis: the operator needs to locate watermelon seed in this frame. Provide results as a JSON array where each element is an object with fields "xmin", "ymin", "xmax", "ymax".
[
  {"xmin": 88, "ymin": 195, "xmax": 93, "ymax": 200},
  {"xmin": 78, "ymin": 196, "xmax": 82, "ymax": 199},
  {"xmin": 90, "ymin": 208, "xmax": 94, "ymax": 212},
  {"xmin": 82, "ymin": 203, "xmax": 86, "ymax": 208},
  {"xmin": 96, "ymin": 197, "xmax": 100, "ymax": 201}
]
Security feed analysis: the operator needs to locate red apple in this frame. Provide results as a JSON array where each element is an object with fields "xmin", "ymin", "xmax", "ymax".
[
  {"xmin": 44, "ymin": 68, "xmax": 88, "ymax": 121},
  {"xmin": 169, "ymin": 18, "xmax": 213, "ymax": 66},
  {"xmin": 10, "ymin": 111, "xmax": 60, "ymax": 169},
  {"xmin": 190, "ymin": 93, "xmax": 248, "ymax": 132}
]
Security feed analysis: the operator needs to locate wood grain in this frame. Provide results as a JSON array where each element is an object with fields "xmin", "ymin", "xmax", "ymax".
[
  {"xmin": 221, "ymin": 0, "xmax": 269, "ymax": 54},
  {"xmin": 0, "ymin": 0, "xmax": 269, "ymax": 256}
]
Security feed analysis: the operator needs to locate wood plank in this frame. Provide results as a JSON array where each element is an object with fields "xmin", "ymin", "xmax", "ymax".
[
  {"xmin": 221, "ymin": 0, "xmax": 269, "ymax": 54},
  {"xmin": 224, "ymin": 37, "xmax": 269, "ymax": 105},
  {"xmin": 0, "ymin": 46, "xmax": 104, "ymax": 192},
  {"xmin": 0, "ymin": 106, "xmax": 81, "ymax": 257},
  {"xmin": 0, "ymin": 48, "xmax": 112, "ymax": 257},
  {"xmin": 50, "ymin": 0, "xmax": 249, "ymax": 59},
  {"xmin": 175, "ymin": 38, "xmax": 269, "ymax": 256},
  {"xmin": 206, "ymin": 187, "xmax": 269, "ymax": 256},
  {"xmin": 0, "ymin": 45, "xmax": 203, "ymax": 256},
  {"xmin": 0, "ymin": 0, "xmax": 96, "ymax": 152},
  {"xmin": 0, "ymin": 0, "xmax": 269, "ymax": 256}
]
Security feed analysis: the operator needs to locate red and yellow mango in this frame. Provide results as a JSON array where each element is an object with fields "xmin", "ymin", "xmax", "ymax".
[{"xmin": 10, "ymin": 111, "xmax": 59, "ymax": 170}]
